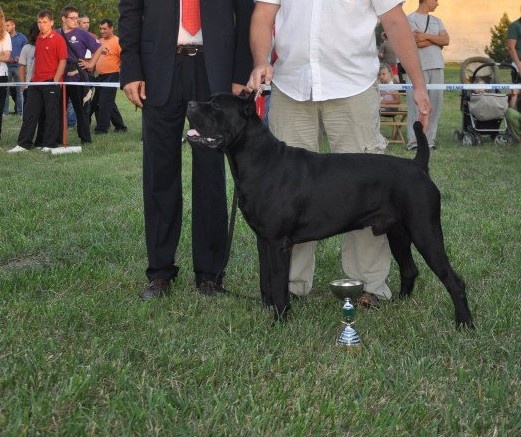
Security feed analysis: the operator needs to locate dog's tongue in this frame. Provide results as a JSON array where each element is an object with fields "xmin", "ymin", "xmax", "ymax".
[{"xmin": 187, "ymin": 129, "xmax": 200, "ymax": 137}]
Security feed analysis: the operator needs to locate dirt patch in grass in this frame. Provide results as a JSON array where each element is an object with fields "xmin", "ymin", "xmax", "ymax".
[{"xmin": 1, "ymin": 254, "xmax": 51, "ymax": 271}]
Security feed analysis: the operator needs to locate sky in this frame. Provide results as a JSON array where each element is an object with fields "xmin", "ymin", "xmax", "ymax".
[{"xmin": 402, "ymin": 0, "xmax": 520, "ymax": 61}]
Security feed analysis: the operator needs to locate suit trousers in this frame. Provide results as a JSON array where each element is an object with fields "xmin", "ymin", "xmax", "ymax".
[
  {"xmin": 142, "ymin": 52, "xmax": 228, "ymax": 285},
  {"xmin": 269, "ymin": 84, "xmax": 392, "ymax": 299}
]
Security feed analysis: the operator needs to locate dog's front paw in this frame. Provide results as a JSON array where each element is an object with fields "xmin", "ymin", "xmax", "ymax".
[
  {"xmin": 398, "ymin": 292, "xmax": 410, "ymax": 300},
  {"xmin": 456, "ymin": 318, "xmax": 475, "ymax": 330}
]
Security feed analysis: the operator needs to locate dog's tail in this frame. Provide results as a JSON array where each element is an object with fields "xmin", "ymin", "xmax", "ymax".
[{"xmin": 413, "ymin": 121, "xmax": 429, "ymax": 173}]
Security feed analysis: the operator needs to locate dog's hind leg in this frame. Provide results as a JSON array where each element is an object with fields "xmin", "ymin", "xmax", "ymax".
[
  {"xmin": 257, "ymin": 236, "xmax": 273, "ymax": 307},
  {"xmin": 266, "ymin": 238, "xmax": 293, "ymax": 321},
  {"xmin": 387, "ymin": 224, "xmax": 418, "ymax": 299},
  {"xmin": 410, "ymin": 224, "xmax": 474, "ymax": 329}
]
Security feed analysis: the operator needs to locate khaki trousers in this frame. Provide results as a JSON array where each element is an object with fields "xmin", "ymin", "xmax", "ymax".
[{"xmin": 268, "ymin": 83, "xmax": 392, "ymax": 299}]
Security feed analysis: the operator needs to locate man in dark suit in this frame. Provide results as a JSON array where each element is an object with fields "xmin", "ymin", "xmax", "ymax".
[{"xmin": 118, "ymin": 0, "xmax": 254, "ymax": 298}]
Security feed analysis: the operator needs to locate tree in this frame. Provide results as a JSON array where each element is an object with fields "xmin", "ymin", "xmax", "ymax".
[
  {"xmin": 1, "ymin": 0, "xmax": 50, "ymax": 34},
  {"xmin": 485, "ymin": 12, "xmax": 511, "ymax": 62},
  {"xmin": 1, "ymin": 0, "xmax": 119, "ymax": 36}
]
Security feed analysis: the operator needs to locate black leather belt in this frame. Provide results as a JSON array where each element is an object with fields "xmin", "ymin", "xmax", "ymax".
[{"xmin": 176, "ymin": 45, "xmax": 203, "ymax": 56}]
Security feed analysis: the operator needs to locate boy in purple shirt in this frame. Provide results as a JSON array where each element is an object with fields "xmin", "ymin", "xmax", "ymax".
[{"xmin": 58, "ymin": 5, "xmax": 102, "ymax": 144}]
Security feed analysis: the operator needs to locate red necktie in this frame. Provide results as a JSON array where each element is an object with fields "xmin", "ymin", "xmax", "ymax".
[{"xmin": 182, "ymin": 0, "xmax": 201, "ymax": 36}]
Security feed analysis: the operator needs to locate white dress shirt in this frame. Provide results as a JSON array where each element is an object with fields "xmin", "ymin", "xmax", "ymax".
[
  {"xmin": 178, "ymin": 0, "xmax": 204, "ymax": 45},
  {"xmin": 257, "ymin": 0, "xmax": 403, "ymax": 101}
]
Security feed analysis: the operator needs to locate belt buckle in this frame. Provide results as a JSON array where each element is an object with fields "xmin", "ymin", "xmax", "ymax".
[{"xmin": 187, "ymin": 47, "xmax": 198, "ymax": 56}]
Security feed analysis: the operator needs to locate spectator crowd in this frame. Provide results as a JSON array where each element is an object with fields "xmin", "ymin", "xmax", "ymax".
[{"xmin": 2, "ymin": 5, "xmax": 127, "ymax": 153}]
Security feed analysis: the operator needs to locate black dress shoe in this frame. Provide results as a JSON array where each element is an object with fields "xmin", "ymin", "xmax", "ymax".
[
  {"xmin": 139, "ymin": 279, "xmax": 170, "ymax": 300},
  {"xmin": 197, "ymin": 280, "xmax": 227, "ymax": 296}
]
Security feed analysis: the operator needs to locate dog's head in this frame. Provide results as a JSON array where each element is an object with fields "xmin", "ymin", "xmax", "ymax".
[{"xmin": 186, "ymin": 93, "xmax": 257, "ymax": 151}]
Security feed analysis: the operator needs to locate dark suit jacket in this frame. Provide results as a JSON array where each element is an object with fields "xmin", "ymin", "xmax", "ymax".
[{"xmin": 118, "ymin": 0, "xmax": 253, "ymax": 107}]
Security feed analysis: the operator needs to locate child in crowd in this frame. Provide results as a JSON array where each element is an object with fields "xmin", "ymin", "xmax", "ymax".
[
  {"xmin": 378, "ymin": 63, "xmax": 400, "ymax": 112},
  {"xmin": 472, "ymin": 78, "xmax": 487, "ymax": 95}
]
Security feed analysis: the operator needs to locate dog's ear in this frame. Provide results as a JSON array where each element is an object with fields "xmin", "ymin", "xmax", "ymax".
[{"xmin": 242, "ymin": 92, "xmax": 257, "ymax": 118}]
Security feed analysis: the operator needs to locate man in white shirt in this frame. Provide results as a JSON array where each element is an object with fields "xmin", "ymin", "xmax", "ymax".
[{"xmin": 247, "ymin": 0, "xmax": 430, "ymax": 307}]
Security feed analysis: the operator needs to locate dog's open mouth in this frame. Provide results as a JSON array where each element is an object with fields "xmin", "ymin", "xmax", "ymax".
[{"xmin": 186, "ymin": 129, "xmax": 223, "ymax": 148}]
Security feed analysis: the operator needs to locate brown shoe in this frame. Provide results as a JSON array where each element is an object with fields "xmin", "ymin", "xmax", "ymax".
[
  {"xmin": 139, "ymin": 279, "xmax": 170, "ymax": 300},
  {"xmin": 356, "ymin": 292, "xmax": 381, "ymax": 310},
  {"xmin": 197, "ymin": 280, "xmax": 227, "ymax": 296}
]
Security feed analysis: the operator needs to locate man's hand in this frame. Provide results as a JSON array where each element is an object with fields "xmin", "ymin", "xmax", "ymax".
[
  {"xmin": 232, "ymin": 83, "xmax": 247, "ymax": 95},
  {"xmin": 246, "ymin": 63, "xmax": 274, "ymax": 93},
  {"xmin": 413, "ymin": 88, "xmax": 431, "ymax": 132},
  {"xmin": 79, "ymin": 59, "xmax": 96, "ymax": 73},
  {"xmin": 123, "ymin": 80, "xmax": 146, "ymax": 108}
]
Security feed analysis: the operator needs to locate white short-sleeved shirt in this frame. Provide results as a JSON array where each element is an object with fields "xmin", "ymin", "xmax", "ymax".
[
  {"xmin": 0, "ymin": 33, "xmax": 13, "ymax": 76},
  {"xmin": 256, "ymin": 0, "xmax": 403, "ymax": 101}
]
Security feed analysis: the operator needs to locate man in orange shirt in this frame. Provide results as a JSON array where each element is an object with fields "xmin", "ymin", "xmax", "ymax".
[{"xmin": 91, "ymin": 18, "xmax": 127, "ymax": 134}]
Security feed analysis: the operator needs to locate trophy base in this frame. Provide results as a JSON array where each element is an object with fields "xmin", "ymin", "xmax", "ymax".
[{"xmin": 336, "ymin": 325, "xmax": 363, "ymax": 352}]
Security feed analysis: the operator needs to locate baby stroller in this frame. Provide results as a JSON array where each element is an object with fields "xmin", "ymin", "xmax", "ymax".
[{"xmin": 454, "ymin": 56, "xmax": 513, "ymax": 145}]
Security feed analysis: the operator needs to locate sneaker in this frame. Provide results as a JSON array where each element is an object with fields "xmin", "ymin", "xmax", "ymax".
[
  {"xmin": 429, "ymin": 143, "xmax": 437, "ymax": 150},
  {"xmin": 7, "ymin": 145, "xmax": 28, "ymax": 153},
  {"xmin": 406, "ymin": 143, "xmax": 417, "ymax": 151},
  {"xmin": 40, "ymin": 147, "xmax": 53, "ymax": 152}
]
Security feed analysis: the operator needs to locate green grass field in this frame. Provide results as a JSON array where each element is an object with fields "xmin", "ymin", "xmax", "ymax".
[{"xmin": 1, "ymin": 67, "xmax": 520, "ymax": 435}]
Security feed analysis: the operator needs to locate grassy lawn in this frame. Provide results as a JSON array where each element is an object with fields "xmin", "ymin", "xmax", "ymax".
[{"xmin": 1, "ymin": 68, "xmax": 520, "ymax": 435}]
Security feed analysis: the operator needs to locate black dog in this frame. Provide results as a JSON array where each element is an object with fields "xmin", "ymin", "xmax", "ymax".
[{"xmin": 186, "ymin": 93, "xmax": 474, "ymax": 329}]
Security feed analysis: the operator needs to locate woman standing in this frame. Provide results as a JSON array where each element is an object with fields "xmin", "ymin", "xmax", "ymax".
[{"xmin": 0, "ymin": 7, "xmax": 13, "ymax": 142}]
